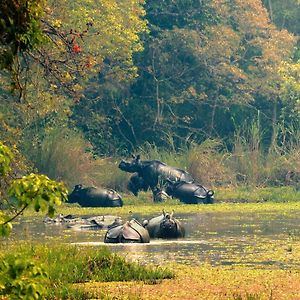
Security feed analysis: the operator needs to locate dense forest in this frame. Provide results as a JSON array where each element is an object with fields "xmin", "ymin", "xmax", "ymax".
[{"xmin": 0, "ymin": 0, "xmax": 300, "ymax": 190}]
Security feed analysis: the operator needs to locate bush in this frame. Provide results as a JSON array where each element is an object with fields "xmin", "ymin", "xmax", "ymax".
[{"xmin": 23, "ymin": 127, "xmax": 129, "ymax": 191}]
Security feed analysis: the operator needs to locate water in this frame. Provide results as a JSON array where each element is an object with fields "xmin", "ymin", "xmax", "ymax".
[{"xmin": 8, "ymin": 210, "xmax": 300, "ymax": 268}]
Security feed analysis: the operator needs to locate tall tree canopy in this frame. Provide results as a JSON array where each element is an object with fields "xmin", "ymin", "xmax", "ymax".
[{"xmin": 72, "ymin": 0, "xmax": 296, "ymax": 154}]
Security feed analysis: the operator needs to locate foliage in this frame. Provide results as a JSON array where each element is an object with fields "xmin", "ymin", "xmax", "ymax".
[
  {"xmin": 8, "ymin": 173, "xmax": 68, "ymax": 217},
  {"xmin": 0, "ymin": 141, "xmax": 68, "ymax": 237},
  {"xmin": 1, "ymin": 0, "xmax": 300, "ymax": 195},
  {"xmin": 0, "ymin": 0, "xmax": 46, "ymax": 70},
  {"xmin": 0, "ymin": 0, "xmax": 148, "ymax": 101},
  {"xmin": 0, "ymin": 244, "xmax": 174, "ymax": 299},
  {"xmin": 71, "ymin": 0, "xmax": 297, "ymax": 154},
  {"xmin": 0, "ymin": 254, "xmax": 48, "ymax": 300},
  {"xmin": 0, "ymin": 141, "xmax": 67, "ymax": 300},
  {"xmin": 279, "ymin": 60, "xmax": 300, "ymax": 111},
  {"xmin": 262, "ymin": 0, "xmax": 300, "ymax": 35},
  {"xmin": 0, "ymin": 141, "xmax": 13, "ymax": 176}
]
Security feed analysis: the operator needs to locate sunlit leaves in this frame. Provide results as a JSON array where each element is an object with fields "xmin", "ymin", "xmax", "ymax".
[
  {"xmin": 41, "ymin": 0, "xmax": 148, "ymax": 85},
  {"xmin": 0, "ymin": 141, "xmax": 13, "ymax": 176},
  {"xmin": 8, "ymin": 173, "xmax": 68, "ymax": 217},
  {"xmin": 0, "ymin": 212, "xmax": 12, "ymax": 237},
  {"xmin": 279, "ymin": 60, "xmax": 300, "ymax": 110},
  {"xmin": 0, "ymin": 255, "xmax": 48, "ymax": 299}
]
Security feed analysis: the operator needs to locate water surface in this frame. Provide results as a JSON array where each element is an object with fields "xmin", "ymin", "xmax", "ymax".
[{"xmin": 8, "ymin": 210, "xmax": 300, "ymax": 268}]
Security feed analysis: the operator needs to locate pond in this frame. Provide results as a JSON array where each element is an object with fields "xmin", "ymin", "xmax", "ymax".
[{"xmin": 7, "ymin": 210, "xmax": 300, "ymax": 268}]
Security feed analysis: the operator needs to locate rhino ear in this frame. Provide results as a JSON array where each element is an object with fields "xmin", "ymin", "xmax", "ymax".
[
  {"xmin": 131, "ymin": 154, "xmax": 136, "ymax": 159},
  {"xmin": 171, "ymin": 210, "xmax": 174, "ymax": 218},
  {"xmin": 162, "ymin": 209, "xmax": 166, "ymax": 216}
]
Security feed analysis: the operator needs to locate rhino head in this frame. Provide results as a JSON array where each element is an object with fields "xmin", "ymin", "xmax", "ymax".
[
  {"xmin": 118, "ymin": 154, "xmax": 142, "ymax": 173},
  {"xmin": 159, "ymin": 211, "xmax": 184, "ymax": 238}
]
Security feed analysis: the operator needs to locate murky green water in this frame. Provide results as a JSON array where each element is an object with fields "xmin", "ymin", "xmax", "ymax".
[{"xmin": 8, "ymin": 210, "xmax": 300, "ymax": 268}]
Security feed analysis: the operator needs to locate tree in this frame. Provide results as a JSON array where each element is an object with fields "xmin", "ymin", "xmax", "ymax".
[
  {"xmin": 0, "ymin": 141, "xmax": 68, "ymax": 237},
  {"xmin": 262, "ymin": 0, "xmax": 300, "ymax": 35},
  {"xmin": 0, "ymin": 0, "xmax": 148, "ymax": 99},
  {"xmin": 100, "ymin": 0, "xmax": 296, "ymax": 151},
  {"xmin": 0, "ymin": 141, "xmax": 67, "ymax": 299}
]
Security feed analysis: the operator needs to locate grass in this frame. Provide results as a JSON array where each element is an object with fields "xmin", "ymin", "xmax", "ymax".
[
  {"xmin": 14, "ymin": 185, "xmax": 300, "ymax": 220},
  {"xmin": 0, "ymin": 244, "xmax": 174, "ymax": 299},
  {"xmin": 216, "ymin": 185, "xmax": 300, "ymax": 203},
  {"xmin": 86, "ymin": 264, "xmax": 300, "ymax": 299}
]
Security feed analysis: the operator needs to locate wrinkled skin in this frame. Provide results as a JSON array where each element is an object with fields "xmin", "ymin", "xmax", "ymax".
[
  {"xmin": 143, "ymin": 212, "xmax": 185, "ymax": 239},
  {"xmin": 166, "ymin": 181, "xmax": 214, "ymax": 204},
  {"xmin": 127, "ymin": 174, "xmax": 149, "ymax": 196},
  {"xmin": 119, "ymin": 155, "xmax": 194, "ymax": 200},
  {"xmin": 104, "ymin": 219, "xmax": 150, "ymax": 243},
  {"xmin": 68, "ymin": 184, "xmax": 123, "ymax": 207}
]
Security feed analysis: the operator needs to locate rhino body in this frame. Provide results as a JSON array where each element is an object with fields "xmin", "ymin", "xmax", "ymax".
[
  {"xmin": 68, "ymin": 184, "xmax": 123, "ymax": 207},
  {"xmin": 119, "ymin": 155, "xmax": 193, "ymax": 200},
  {"xmin": 104, "ymin": 219, "xmax": 150, "ymax": 243},
  {"xmin": 143, "ymin": 212, "xmax": 185, "ymax": 239},
  {"xmin": 166, "ymin": 181, "xmax": 214, "ymax": 204}
]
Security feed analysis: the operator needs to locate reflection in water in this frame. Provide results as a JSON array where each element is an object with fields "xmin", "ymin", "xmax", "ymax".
[{"xmin": 8, "ymin": 211, "xmax": 300, "ymax": 268}]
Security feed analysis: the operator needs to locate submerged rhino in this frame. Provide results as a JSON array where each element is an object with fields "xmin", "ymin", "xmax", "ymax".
[
  {"xmin": 68, "ymin": 215, "xmax": 123, "ymax": 230},
  {"xmin": 166, "ymin": 181, "xmax": 214, "ymax": 204},
  {"xmin": 104, "ymin": 219, "xmax": 150, "ymax": 243},
  {"xmin": 68, "ymin": 184, "xmax": 123, "ymax": 207},
  {"xmin": 119, "ymin": 155, "xmax": 194, "ymax": 200},
  {"xmin": 44, "ymin": 214, "xmax": 122, "ymax": 230},
  {"xmin": 143, "ymin": 211, "xmax": 185, "ymax": 239}
]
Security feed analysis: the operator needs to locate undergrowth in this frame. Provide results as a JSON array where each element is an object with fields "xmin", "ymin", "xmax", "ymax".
[{"xmin": 0, "ymin": 243, "xmax": 174, "ymax": 299}]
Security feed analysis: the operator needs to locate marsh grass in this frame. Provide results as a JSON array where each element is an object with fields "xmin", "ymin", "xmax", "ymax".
[
  {"xmin": 0, "ymin": 243, "xmax": 174, "ymax": 299},
  {"xmin": 24, "ymin": 125, "xmax": 300, "ymax": 196},
  {"xmin": 137, "ymin": 142, "xmax": 189, "ymax": 169},
  {"xmin": 187, "ymin": 139, "xmax": 233, "ymax": 187},
  {"xmin": 227, "ymin": 123, "xmax": 300, "ymax": 188},
  {"xmin": 216, "ymin": 186, "xmax": 300, "ymax": 203},
  {"xmin": 24, "ymin": 127, "xmax": 129, "ymax": 191}
]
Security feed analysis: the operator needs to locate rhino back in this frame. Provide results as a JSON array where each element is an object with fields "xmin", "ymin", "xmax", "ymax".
[
  {"xmin": 154, "ymin": 164, "xmax": 194, "ymax": 183},
  {"xmin": 145, "ymin": 215, "xmax": 164, "ymax": 237}
]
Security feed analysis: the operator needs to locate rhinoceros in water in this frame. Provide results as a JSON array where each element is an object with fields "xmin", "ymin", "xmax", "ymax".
[
  {"xmin": 44, "ymin": 214, "xmax": 122, "ymax": 230},
  {"xmin": 104, "ymin": 219, "xmax": 150, "ymax": 243},
  {"xmin": 143, "ymin": 211, "xmax": 185, "ymax": 239}
]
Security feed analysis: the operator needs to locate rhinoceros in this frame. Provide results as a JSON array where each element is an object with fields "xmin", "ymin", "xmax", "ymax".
[
  {"xmin": 68, "ymin": 184, "xmax": 123, "ymax": 207},
  {"xmin": 104, "ymin": 219, "xmax": 150, "ymax": 243},
  {"xmin": 44, "ymin": 214, "xmax": 123, "ymax": 230},
  {"xmin": 119, "ymin": 155, "xmax": 194, "ymax": 200},
  {"xmin": 67, "ymin": 215, "xmax": 123, "ymax": 230},
  {"xmin": 166, "ymin": 181, "xmax": 214, "ymax": 204},
  {"xmin": 127, "ymin": 173, "xmax": 149, "ymax": 196},
  {"xmin": 143, "ymin": 211, "xmax": 185, "ymax": 239}
]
